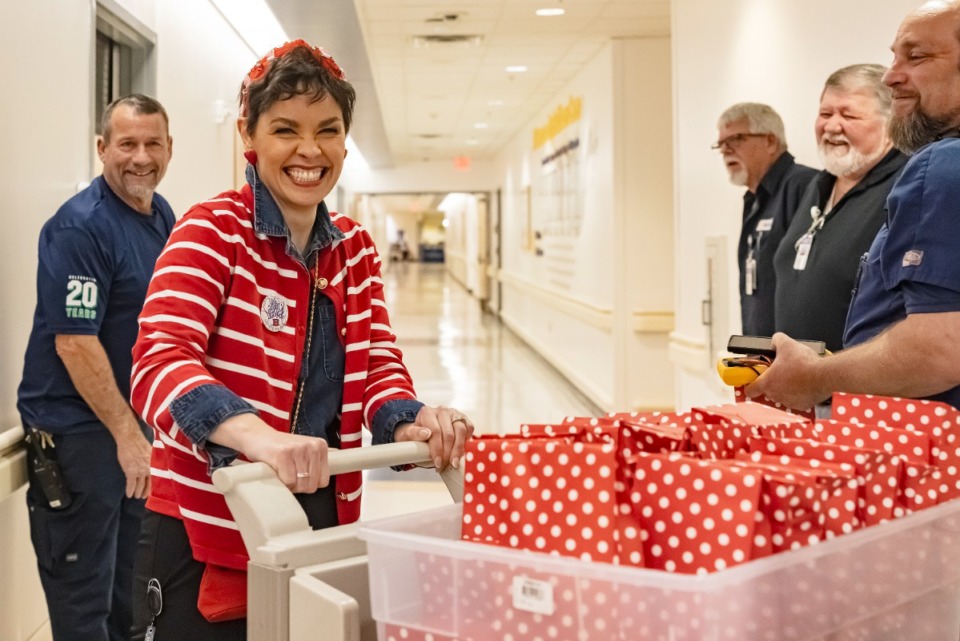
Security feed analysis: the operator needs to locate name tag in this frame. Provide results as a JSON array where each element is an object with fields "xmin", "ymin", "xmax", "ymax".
[
  {"xmin": 794, "ymin": 234, "xmax": 813, "ymax": 271},
  {"xmin": 756, "ymin": 218, "xmax": 774, "ymax": 232}
]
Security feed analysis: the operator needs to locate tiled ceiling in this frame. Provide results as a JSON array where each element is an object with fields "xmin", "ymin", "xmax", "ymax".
[{"xmin": 265, "ymin": 0, "xmax": 669, "ymax": 168}]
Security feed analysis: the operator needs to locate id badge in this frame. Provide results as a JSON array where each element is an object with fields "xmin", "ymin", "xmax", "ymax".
[
  {"xmin": 793, "ymin": 234, "xmax": 813, "ymax": 271},
  {"xmin": 745, "ymin": 257, "xmax": 757, "ymax": 295}
]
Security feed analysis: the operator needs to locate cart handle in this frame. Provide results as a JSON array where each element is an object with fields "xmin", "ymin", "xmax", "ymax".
[{"xmin": 211, "ymin": 442, "xmax": 463, "ymax": 554}]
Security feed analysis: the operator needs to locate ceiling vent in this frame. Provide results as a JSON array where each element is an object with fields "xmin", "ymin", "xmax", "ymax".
[
  {"xmin": 412, "ymin": 34, "xmax": 483, "ymax": 48},
  {"xmin": 425, "ymin": 13, "xmax": 464, "ymax": 23}
]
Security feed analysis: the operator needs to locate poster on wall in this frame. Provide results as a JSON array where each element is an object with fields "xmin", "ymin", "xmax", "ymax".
[{"xmin": 530, "ymin": 96, "xmax": 585, "ymax": 291}]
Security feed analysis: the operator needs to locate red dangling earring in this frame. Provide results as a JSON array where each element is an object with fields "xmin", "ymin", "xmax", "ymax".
[{"xmin": 243, "ymin": 150, "xmax": 258, "ymax": 165}]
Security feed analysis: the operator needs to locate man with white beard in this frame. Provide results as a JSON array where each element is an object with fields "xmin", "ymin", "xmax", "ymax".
[
  {"xmin": 748, "ymin": 0, "xmax": 960, "ymax": 413},
  {"xmin": 773, "ymin": 64, "xmax": 907, "ymax": 352},
  {"xmin": 715, "ymin": 104, "xmax": 816, "ymax": 337}
]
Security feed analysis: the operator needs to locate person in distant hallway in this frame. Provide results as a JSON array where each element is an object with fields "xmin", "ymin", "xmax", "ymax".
[
  {"xmin": 16, "ymin": 94, "xmax": 174, "ymax": 641},
  {"xmin": 715, "ymin": 103, "xmax": 817, "ymax": 336},
  {"xmin": 397, "ymin": 228, "xmax": 411, "ymax": 261},
  {"xmin": 128, "ymin": 40, "xmax": 474, "ymax": 640},
  {"xmin": 773, "ymin": 64, "xmax": 907, "ymax": 352}
]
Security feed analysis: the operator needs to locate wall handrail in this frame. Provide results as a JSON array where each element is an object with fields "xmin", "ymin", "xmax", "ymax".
[{"xmin": 0, "ymin": 425, "xmax": 24, "ymax": 457}]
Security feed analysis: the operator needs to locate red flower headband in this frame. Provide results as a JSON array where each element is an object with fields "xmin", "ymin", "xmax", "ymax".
[{"xmin": 239, "ymin": 39, "xmax": 346, "ymax": 118}]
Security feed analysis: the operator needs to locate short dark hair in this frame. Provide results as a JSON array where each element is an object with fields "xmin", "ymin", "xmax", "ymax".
[
  {"xmin": 240, "ymin": 45, "xmax": 356, "ymax": 135},
  {"xmin": 101, "ymin": 94, "xmax": 169, "ymax": 142}
]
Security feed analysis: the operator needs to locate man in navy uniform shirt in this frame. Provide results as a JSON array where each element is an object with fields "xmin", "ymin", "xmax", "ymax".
[
  {"xmin": 749, "ymin": 0, "xmax": 960, "ymax": 412},
  {"xmin": 17, "ymin": 94, "xmax": 174, "ymax": 641},
  {"xmin": 715, "ymin": 103, "xmax": 816, "ymax": 336}
]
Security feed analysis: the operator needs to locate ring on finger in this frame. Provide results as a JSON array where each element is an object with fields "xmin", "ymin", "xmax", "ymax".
[
  {"xmin": 296, "ymin": 472, "xmax": 310, "ymax": 478},
  {"xmin": 451, "ymin": 415, "xmax": 467, "ymax": 425}
]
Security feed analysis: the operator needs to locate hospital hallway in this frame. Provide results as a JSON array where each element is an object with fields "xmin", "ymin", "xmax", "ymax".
[{"xmin": 361, "ymin": 261, "xmax": 601, "ymax": 520}]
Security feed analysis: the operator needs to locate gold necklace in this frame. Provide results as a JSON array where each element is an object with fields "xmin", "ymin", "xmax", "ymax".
[{"xmin": 289, "ymin": 258, "xmax": 320, "ymax": 433}]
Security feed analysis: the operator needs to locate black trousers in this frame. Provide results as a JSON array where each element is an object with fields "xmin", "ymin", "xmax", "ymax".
[
  {"xmin": 130, "ymin": 485, "xmax": 338, "ymax": 640},
  {"xmin": 26, "ymin": 428, "xmax": 145, "ymax": 641},
  {"xmin": 130, "ymin": 510, "xmax": 247, "ymax": 641}
]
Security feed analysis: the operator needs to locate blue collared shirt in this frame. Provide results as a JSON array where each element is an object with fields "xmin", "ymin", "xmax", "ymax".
[
  {"xmin": 843, "ymin": 138, "xmax": 960, "ymax": 409},
  {"xmin": 169, "ymin": 165, "xmax": 423, "ymax": 470}
]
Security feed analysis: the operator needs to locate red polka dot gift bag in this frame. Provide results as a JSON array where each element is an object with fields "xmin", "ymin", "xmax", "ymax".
[
  {"xmin": 828, "ymin": 392, "xmax": 960, "ymax": 510},
  {"xmin": 626, "ymin": 453, "xmax": 764, "ymax": 573},
  {"xmin": 686, "ymin": 403, "xmax": 813, "ymax": 459},
  {"xmin": 732, "ymin": 451, "xmax": 861, "ymax": 545},
  {"xmin": 747, "ymin": 436, "xmax": 901, "ymax": 526},
  {"xmin": 732, "ymin": 385, "xmax": 817, "ymax": 420},
  {"xmin": 813, "ymin": 418, "xmax": 937, "ymax": 514},
  {"xmin": 462, "ymin": 432, "xmax": 625, "ymax": 564},
  {"xmin": 606, "ymin": 411, "xmax": 696, "ymax": 455}
]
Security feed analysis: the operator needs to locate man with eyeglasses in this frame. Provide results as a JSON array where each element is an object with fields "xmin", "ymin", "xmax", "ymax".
[
  {"xmin": 715, "ymin": 103, "xmax": 816, "ymax": 336},
  {"xmin": 748, "ymin": 0, "xmax": 960, "ymax": 414},
  {"xmin": 772, "ymin": 64, "xmax": 907, "ymax": 353}
]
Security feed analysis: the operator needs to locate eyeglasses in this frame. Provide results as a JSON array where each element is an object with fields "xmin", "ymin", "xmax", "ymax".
[{"xmin": 711, "ymin": 133, "xmax": 768, "ymax": 151}]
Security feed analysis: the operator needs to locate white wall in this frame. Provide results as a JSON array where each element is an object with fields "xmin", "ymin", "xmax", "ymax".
[
  {"xmin": 0, "ymin": 2, "xmax": 256, "ymax": 639},
  {"xmin": 496, "ymin": 38, "xmax": 674, "ymax": 411},
  {"xmin": 1, "ymin": 1, "xmax": 94, "ymax": 631},
  {"xmin": 153, "ymin": 0, "xmax": 255, "ymax": 215},
  {"xmin": 440, "ymin": 193, "xmax": 479, "ymax": 293},
  {"xmin": 617, "ymin": 38, "xmax": 675, "ymax": 411},
  {"xmin": 1, "ymin": 0, "xmax": 94, "ymax": 433},
  {"xmin": 670, "ymin": 0, "xmax": 916, "ymax": 409}
]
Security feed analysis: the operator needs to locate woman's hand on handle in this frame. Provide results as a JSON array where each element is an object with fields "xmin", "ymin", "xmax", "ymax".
[
  {"xmin": 394, "ymin": 405, "xmax": 475, "ymax": 470},
  {"xmin": 208, "ymin": 414, "xmax": 330, "ymax": 493}
]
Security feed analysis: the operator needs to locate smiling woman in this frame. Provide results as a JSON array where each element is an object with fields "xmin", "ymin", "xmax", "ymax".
[
  {"xmin": 127, "ymin": 40, "xmax": 474, "ymax": 640},
  {"xmin": 238, "ymin": 94, "xmax": 347, "ymax": 252}
]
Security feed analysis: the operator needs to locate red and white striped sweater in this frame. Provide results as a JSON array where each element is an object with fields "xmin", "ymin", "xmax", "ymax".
[{"xmin": 130, "ymin": 184, "xmax": 417, "ymax": 570}]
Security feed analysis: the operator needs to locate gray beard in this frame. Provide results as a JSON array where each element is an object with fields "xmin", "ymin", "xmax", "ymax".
[
  {"xmin": 819, "ymin": 143, "xmax": 885, "ymax": 179},
  {"xmin": 889, "ymin": 107, "xmax": 960, "ymax": 154},
  {"xmin": 728, "ymin": 167, "xmax": 748, "ymax": 187}
]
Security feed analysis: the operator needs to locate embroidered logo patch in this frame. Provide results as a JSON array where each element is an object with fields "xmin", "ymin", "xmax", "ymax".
[
  {"xmin": 902, "ymin": 250, "xmax": 924, "ymax": 267},
  {"xmin": 260, "ymin": 295, "xmax": 289, "ymax": 332}
]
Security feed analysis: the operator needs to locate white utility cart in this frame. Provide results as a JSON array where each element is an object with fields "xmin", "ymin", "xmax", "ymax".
[{"xmin": 212, "ymin": 441, "xmax": 462, "ymax": 641}]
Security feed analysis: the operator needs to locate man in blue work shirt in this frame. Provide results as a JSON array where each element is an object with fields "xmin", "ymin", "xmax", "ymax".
[
  {"xmin": 17, "ymin": 94, "xmax": 174, "ymax": 641},
  {"xmin": 748, "ymin": 0, "xmax": 960, "ymax": 412},
  {"xmin": 715, "ymin": 103, "xmax": 817, "ymax": 336}
]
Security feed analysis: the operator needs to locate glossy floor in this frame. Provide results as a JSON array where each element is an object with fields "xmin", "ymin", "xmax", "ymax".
[{"xmin": 361, "ymin": 261, "xmax": 601, "ymax": 520}]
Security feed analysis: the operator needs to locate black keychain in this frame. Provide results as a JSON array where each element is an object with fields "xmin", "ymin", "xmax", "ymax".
[{"xmin": 145, "ymin": 578, "xmax": 163, "ymax": 641}]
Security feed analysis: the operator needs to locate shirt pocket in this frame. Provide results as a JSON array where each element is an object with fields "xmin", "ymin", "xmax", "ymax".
[
  {"xmin": 316, "ymin": 297, "xmax": 345, "ymax": 382},
  {"xmin": 849, "ymin": 251, "xmax": 869, "ymax": 301}
]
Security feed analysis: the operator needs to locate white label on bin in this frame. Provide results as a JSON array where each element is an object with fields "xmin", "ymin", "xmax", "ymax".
[{"xmin": 512, "ymin": 576, "xmax": 555, "ymax": 615}]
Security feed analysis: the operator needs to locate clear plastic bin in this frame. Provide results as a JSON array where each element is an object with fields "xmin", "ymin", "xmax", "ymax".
[{"xmin": 359, "ymin": 500, "xmax": 960, "ymax": 641}]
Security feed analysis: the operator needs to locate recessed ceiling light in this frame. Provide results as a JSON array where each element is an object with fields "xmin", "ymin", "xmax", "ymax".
[
  {"xmin": 474, "ymin": 122, "xmax": 489, "ymax": 129},
  {"xmin": 536, "ymin": 8, "xmax": 565, "ymax": 17},
  {"xmin": 506, "ymin": 65, "xmax": 528, "ymax": 73}
]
